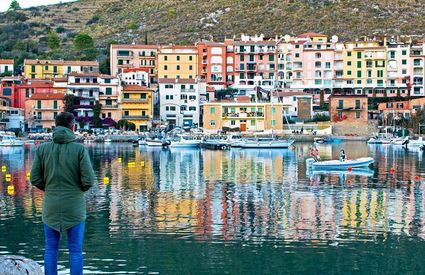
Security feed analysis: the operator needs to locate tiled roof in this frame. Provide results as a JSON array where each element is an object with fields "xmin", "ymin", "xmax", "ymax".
[
  {"xmin": 122, "ymin": 85, "xmax": 153, "ymax": 91},
  {"xmin": 123, "ymin": 68, "xmax": 150, "ymax": 73},
  {"xmin": 24, "ymin": 59, "xmax": 99, "ymax": 66},
  {"xmin": 0, "ymin": 59, "xmax": 14, "ymax": 64},
  {"xmin": 111, "ymin": 44, "xmax": 159, "ymax": 49}
]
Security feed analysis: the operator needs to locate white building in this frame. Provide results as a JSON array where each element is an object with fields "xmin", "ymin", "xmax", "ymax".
[
  {"xmin": 158, "ymin": 78, "xmax": 205, "ymax": 128},
  {"xmin": 0, "ymin": 59, "xmax": 14, "ymax": 75},
  {"xmin": 0, "ymin": 107, "xmax": 24, "ymax": 131},
  {"xmin": 120, "ymin": 68, "xmax": 150, "ymax": 87},
  {"xmin": 409, "ymin": 40, "xmax": 425, "ymax": 96}
]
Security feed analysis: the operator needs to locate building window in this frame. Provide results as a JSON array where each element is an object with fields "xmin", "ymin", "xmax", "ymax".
[
  {"xmin": 357, "ymin": 61, "xmax": 361, "ymax": 68},
  {"xmin": 231, "ymin": 120, "xmax": 236, "ymax": 126},
  {"xmin": 347, "ymin": 51, "xmax": 352, "ymax": 57},
  {"xmin": 31, "ymin": 65, "xmax": 36, "ymax": 73},
  {"xmin": 176, "ymin": 65, "xmax": 180, "ymax": 70},
  {"xmin": 402, "ymin": 59, "xmax": 407, "ymax": 65},
  {"xmin": 337, "ymin": 111, "xmax": 343, "ymax": 119},
  {"xmin": 402, "ymin": 50, "xmax": 407, "ymax": 55},
  {"xmin": 210, "ymin": 120, "xmax": 216, "ymax": 126},
  {"xmin": 268, "ymin": 54, "xmax": 274, "ymax": 61},
  {"xmin": 338, "ymin": 100, "xmax": 343, "ymax": 109},
  {"xmin": 45, "ymin": 65, "xmax": 49, "ymax": 70},
  {"xmin": 124, "ymin": 93, "xmax": 129, "ymax": 99},
  {"xmin": 37, "ymin": 100, "xmax": 41, "ymax": 109},
  {"xmin": 295, "ymin": 53, "xmax": 300, "ymax": 58},
  {"xmin": 176, "ymin": 56, "xmax": 180, "ymax": 61},
  {"xmin": 355, "ymin": 100, "xmax": 360, "ymax": 109},
  {"xmin": 210, "ymin": 107, "xmax": 216, "ymax": 114},
  {"xmin": 315, "ymin": 53, "xmax": 321, "ymax": 58},
  {"xmin": 357, "ymin": 71, "xmax": 361, "ymax": 78},
  {"xmin": 164, "ymin": 65, "xmax": 168, "ymax": 70},
  {"xmin": 105, "ymin": 87, "xmax": 112, "ymax": 95},
  {"xmin": 189, "ymin": 65, "xmax": 193, "ymax": 70},
  {"xmin": 53, "ymin": 100, "xmax": 58, "ymax": 109},
  {"xmin": 357, "ymin": 52, "xmax": 362, "ymax": 59},
  {"xmin": 356, "ymin": 111, "xmax": 361, "ymax": 119},
  {"xmin": 164, "ymin": 56, "xmax": 168, "ymax": 61},
  {"xmin": 189, "ymin": 56, "xmax": 193, "ymax": 61},
  {"xmin": 347, "ymin": 70, "xmax": 352, "ymax": 76},
  {"xmin": 271, "ymin": 120, "xmax": 276, "ymax": 126},
  {"xmin": 140, "ymin": 93, "xmax": 147, "ymax": 99},
  {"xmin": 124, "ymin": 111, "xmax": 129, "ymax": 116},
  {"xmin": 250, "ymin": 120, "xmax": 255, "ymax": 126}
]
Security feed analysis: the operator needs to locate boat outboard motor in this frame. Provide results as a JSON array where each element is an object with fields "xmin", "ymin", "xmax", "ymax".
[{"xmin": 402, "ymin": 137, "xmax": 409, "ymax": 148}]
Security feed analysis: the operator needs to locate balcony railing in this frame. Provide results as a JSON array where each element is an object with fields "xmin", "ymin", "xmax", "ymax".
[
  {"xmin": 181, "ymin": 89, "xmax": 195, "ymax": 93},
  {"xmin": 122, "ymin": 98, "xmax": 149, "ymax": 103},
  {"xmin": 222, "ymin": 112, "xmax": 264, "ymax": 118},
  {"xmin": 34, "ymin": 107, "xmax": 61, "ymax": 111},
  {"xmin": 102, "ymin": 104, "xmax": 119, "ymax": 109},
  {"xmin": 122, "ymin": 115, "xmax": 150, "ymax": 120}
]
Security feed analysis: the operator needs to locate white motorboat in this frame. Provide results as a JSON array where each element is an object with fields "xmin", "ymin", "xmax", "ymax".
[
  {"xmin": 391, "ymin": 137, "xmax": 409, "ymax": 146},
  {"xmin": 169, "ymin": 136, "xmax": 201, "ymax": 148},
  {"xmin": 306, "ymin": 157, "xmax": 374, "ymax": 170},
  {"xmin": 0, "ymin": 134, "xmax": 24, "ymax": 147},
  {"xmin": 367, "ymin": 137, "xmax": 392, "ymax": 144},
  {"xmin": 239, "ymin": 138, "xmax": 295, "ymax": 149},
  {"xmin": 146, "ymin": 139, "xmax": 165, "ymax": 147},
  {"xmin": 408, "ymin": 137, "xmax": 424, "ymax": 147},
  {"xmin": 138, "ymin": 138, "xmax": 147, "ymax": 146},
  {"xmin": 307, "ymin": 168, "xmax": 374, "ymax": 177}
]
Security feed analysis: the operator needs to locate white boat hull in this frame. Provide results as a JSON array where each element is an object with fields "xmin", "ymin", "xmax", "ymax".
[
  {"xmin": 307, "ymin": 157, "xmax": 374, "ymax": 170},
  {"xmin": 169, "ymin": 140, "xmax": 201, "ymax": 148},
  {"xmin": 240, "ymin": 139, "xmax": 294, "ymax": 149},
  {"xmin": 146, "ymin": 140, "xmax": 164, "ymax": 147}
]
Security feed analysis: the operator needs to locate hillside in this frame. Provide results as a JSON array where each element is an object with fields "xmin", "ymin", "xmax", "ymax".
[{"xmin": 0, "ymin": 0, "xmax": 424, "ymax": 70}]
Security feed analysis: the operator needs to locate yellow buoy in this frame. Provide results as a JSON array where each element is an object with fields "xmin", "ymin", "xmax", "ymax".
[
  {"xmin": 140, "ymin": 161, "xmax": 145, "ymax": 167},
  {"xmin": 5, "ymin": 174, "xmax": 11, "ymax": 182},
  {"xmin": 118, "ymin": 157, "xmax": 122, "ymax": 163},
  {"xmin": 7, "ymin": 185, "xmax": 14, "ymax": 195},
  {"xmin": 128, "ymin": 162, "xmax": 135, "ymax": 167},
  {"xmin": 103, "ymin": 176, "xmax": 110, "ymax": 185},
  {"xmin": 26, "ymin": 172, "xmax": 31, "ymax": 178},
  {"xmin": 1, "ymin": 166, "xmax": 6, "ymax": 173}
]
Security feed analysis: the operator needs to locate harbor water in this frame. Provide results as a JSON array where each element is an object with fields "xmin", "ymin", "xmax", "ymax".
[{"xmin": 1, "ymin": 142, "xmax": 425, "ymax": 274}]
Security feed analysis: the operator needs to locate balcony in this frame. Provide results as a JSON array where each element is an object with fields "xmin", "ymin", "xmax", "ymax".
[
  {"xmin": 122, "ymin": 115, "xmax": 150, "ymax": 120},
  {"xmin": 222, "ymin": 112, "xmax": 264, "ymax": 118},
  {"xmin": 122, "ymin": 98, "xmax": 149, "ymax": 103},
  {"xmin": 34, "ymin": 107, "xmax": 61, "ymax": 111},
  {"xmin": 102, "ymin": 104, "xmax": 119, "ymax": 109},
  {"xmin": 181, "ymin": 89, "xmax": 195, "ymax": 93}
]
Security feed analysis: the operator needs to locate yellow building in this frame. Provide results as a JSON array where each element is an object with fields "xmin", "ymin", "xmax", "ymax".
[
  {"xmin": 23, "ymin": 59, "xmax": 99, "ymax": 79},
  {"xmin": 157, "ymin": 46, "xmax": 198, "ymax": 79},
  {"xmin": 342, "ymin": 41, "xmax": 386, "ymax": 93},
  {"xmin": 121, "ymin": 85, "xmax": 154, "ymax": 131},
  {"xmin": 202, "ymin": 97, "xmax": 290, "ymax": 133}
]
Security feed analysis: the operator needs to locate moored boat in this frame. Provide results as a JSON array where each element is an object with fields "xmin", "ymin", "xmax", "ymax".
[
  {"xmin": 0, "ymin": 134, "xmax": 24, "ymax": 147},
  {"xmin": 239, "ymin": 138, "xmax": 295, "ymax": 149},
  {"xmin": 146, "ymin": 139, "xmax": 166, "ymax": 147},
  {"xmin": 169, "ymin": 136, "xmax": 201, "ymax": 148}
]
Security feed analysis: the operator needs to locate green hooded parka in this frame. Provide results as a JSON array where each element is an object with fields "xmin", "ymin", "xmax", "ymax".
[{"xmin": 30, "ymin": 126, "xmax": 95, "ymax": 231}]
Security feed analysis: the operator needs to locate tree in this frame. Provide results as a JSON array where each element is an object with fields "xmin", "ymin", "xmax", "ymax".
[
  {"xmin": 74, "ymin": 33, "xmax": 94, "ymax": 51},
  {"xmin": 8, "ymin": 0, "xmax": 21, "ymax": 11},
  {"xmin": 116, "ymin": 119, "xmax": 136, "ymax": 131},
  {"xmin": 64, "ymin": 94, "xmax": 75, "ymax": 113},
  {"xmin": 92, "ymin": 101, "xmax": 103, "ymax": 128},
  {"xmin": 47, "ymin": 30, "xmax": 60, "ymax": 50}
]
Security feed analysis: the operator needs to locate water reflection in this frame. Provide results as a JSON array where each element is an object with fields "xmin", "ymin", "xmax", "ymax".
[{"xmin": 0, "ymin": 142, "xmax": 425, "ymax": 273}]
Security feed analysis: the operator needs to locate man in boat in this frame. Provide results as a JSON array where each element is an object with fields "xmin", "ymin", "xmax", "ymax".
[{"xmin": 340, "ymin": 149, "xmax": 346, "ymax": 162}]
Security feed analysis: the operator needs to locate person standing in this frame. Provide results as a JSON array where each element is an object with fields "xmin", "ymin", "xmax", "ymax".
[{"xmin": 30, "ymin": 112, "xmax": 95, "ymax": 275}]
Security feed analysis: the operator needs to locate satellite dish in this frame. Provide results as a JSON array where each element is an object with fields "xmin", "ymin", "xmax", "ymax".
[
  {"xmin": 331, "ymin": 35, "xmax": 339, "ymax": 43},
  {"xmin": 284, "ymin": 34, "xmax": 291, "ymax": 42}
]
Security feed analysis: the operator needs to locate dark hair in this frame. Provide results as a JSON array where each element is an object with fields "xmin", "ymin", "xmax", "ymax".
[{"xmin": 55, "ymin": 112, "xmax": 75, "ymax": 129}]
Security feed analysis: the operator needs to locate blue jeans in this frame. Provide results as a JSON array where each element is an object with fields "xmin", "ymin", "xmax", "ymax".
[{"xmin": 43, "ymin": 222, "xmax": 85, "ymax": 275}]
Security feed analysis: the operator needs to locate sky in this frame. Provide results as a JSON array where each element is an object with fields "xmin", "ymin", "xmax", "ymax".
[{"xmin": 0, "ymin": 0, "xmax": 77, "ymax": 12}]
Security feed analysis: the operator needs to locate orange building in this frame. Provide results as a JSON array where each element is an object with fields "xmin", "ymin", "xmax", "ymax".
[
  {"xmin": 25, "ymin": 93, "xmax": 65, "ymax": 129},
  {"xmin": 329, "ymin": 92, "xmax": 369, "ymax": 135},
  {"xmin": 197, "ymin": 40, "xmax": 235, "ymax": 89}
]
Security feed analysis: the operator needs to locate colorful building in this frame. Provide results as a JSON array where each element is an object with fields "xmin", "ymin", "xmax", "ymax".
[
  {"xmin": 0, "ymin": 76, "xmax": 23, "ymax": 108},
  {"xmin": 23, "ymin": 59, "xmax": 99, "ymax": 79},
  {"xmin": 120, "ymin": 68, "xmax": 150, "ymax": 87},
  {"xmin": 158, "ymin": 78, "xmax": 204, "ymax": 128},
  {"xmin": 409, "ymin": 40, "xmax": 425, "ymax": 96},
  {"xmin": 24, "ymin": 93, "xmax": 65, "ymax": 129},
  {"xmin": 0, "ymin": 59, "xmax": 14, "ymax": 75},
  {"xmin": 202, "ymin": 97, "xmax": 290, "ymax": 133},
  {"xmin": 329, "ymin": 92, "xmax": 369, "ymax": 135},
  {"xmin": 196, "ymin": 40, "xmax": 235, "ymax": 89},
  {"xmin": 157, "ymin": 46, "xmax": 198, "ymax": 79},
  {"xmin": 121, "ymin": 85, "xmax": 154, "ymax": 131},
  {"xmin": 98, "ymin": 75, "xmax": 121, "ymax": 124},
  {"xmin": 110, "ymin": 44, "xmax": 159, "ymax": 83}
]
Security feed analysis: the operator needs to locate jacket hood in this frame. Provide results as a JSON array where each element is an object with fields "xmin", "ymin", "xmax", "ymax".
[{"xmin": 52, "ymin": 126, "xmax": 76, "ymax": 144}]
